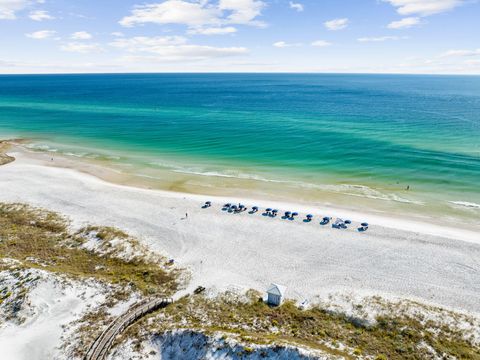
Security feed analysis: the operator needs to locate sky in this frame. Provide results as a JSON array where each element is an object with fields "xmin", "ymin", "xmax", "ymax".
[{"xmin": 0, "ymin": 0, "xmax": 479, "ymax": 74}]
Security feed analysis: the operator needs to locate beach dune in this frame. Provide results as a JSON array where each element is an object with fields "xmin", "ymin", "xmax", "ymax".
[{"xmin": 0, "ymin": 152, "xmax": 479, "ymax": 314}]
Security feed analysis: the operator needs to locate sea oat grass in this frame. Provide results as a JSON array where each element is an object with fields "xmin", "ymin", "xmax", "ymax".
[
  {"xmin": 0, "ymin": 203, "xmax": 177, "ymax": 295},
  {"xmin": 137, "ymin": 292, "xmax": 480, "ymax": 359}
]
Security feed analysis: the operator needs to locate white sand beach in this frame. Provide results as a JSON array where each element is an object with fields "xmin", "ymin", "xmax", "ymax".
[{"xmin": 0, "ymin": 151, "xmax": 479, "ymax": 314}]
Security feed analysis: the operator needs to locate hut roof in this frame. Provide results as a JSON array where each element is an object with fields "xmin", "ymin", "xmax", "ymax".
[{"xmin": 267, "ymin": 283, "xmax": 286, "ymax": 297}]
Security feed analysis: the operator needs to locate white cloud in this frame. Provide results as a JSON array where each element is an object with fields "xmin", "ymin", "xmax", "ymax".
[
  {"xmin": 387, "ymin": 17, "xmax": 420, "ymax": 29},
  {"xmin": 111, "ymin": 32, "xmax": 124, "ymax": 37},
  {"xmin": 188, "ymin": 26, "xmax": 237, "ymax": 35},
  {"xmin": 357, "ymin": 36, "xmax": 407, "ymax": 42},
  {"xmin": 383, "ymin": 0, "xmax": 464, "ymax": 17},
  {"xmin": 0, "ymin": 0, "xmax": 48, "ymax": 20},
  {"xmin": 273, "ymin": 41, "xmax": 302, "ymax": 48},
  {"xmin": 120, "ymin": 1, "xmax": 219, "ymax": 27},
  {"xmin": 219, "ymin": 0, "xmax": 265, "ymax": 26},
  {"xmin": 61, "ymin": 42, "xmax": 103, "ymax": 53},
  {"xmin": 112, "ymin": 35, "xmax": 187, "ymax": 49},
  {"xmin": 110, "ymin": 35, "xmax": 248, "ymax": 61},
  {"xmin": 25, "ymin": 29, "xmax": 56, "ymax": 39},
  {"xmin": 0, "ymin": 0, "xmax": 28, "ymax": 19},
  {"xmin": 119, "ymin": 0, "xmax": 265, "ymax": 29},
  {"xmin": 440, "ymin": 49, "xmax": 480, "ymax": 57},
  {"xmin": 29, "ymin": 9, "xmax": 54, "ymax": 21},
  {"xmin": 311, "ymin": 40, "xmax": 331, "ymax": 47},
  {"xmin": 324, "ymin": 18, "xmax": 349, "ymax": 31},
  {"xmin": 71, "ymin": 31, "xmax": 92, "ymax": 40},
  {"xmin": 289, "ymin": 1, "xmax": 303, "ymax": 12}
]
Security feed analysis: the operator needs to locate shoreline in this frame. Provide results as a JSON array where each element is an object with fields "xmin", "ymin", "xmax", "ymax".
[
  {"xmin": 5, "ymin": 138, "xmax": 480, "ymax": 235},
  {"xmin": 0, "ymin": 149, "xmax": 479, "ymax": 314}
]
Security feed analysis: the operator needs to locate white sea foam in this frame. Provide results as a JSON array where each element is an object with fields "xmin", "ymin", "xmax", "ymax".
[
  {"xmin": 170, "ymin": 171, "xmax": 423, "ymax": 206},
  {"xmin": 295, "ymin": 183, "xmax": 424, "ymax": 205},
  {"xmin": 173, "ymin": 168, "xmax": 282, "ymax": 183},
  {"xmin": 22, "ymin": 142, "xmax": 123, "ymax": 163},
  {"xmin": 149, "ymin": 161, "xmax": 424, "ymax": 205},
  {"xmin": 148, "ymin": 160, "xmax": 174, "ymax": 169},
  {"xmin": 330, "ymin": 184, "xmax": 425, "ymax": 205},
  {"xmin": 449, "ymin": 201, "xmax": 480, "ymax": 210},
  {"xmin": 149, "ymin": 160, "xmax": 283, "ymax": 183},
  {"xmin": 21, "ymin": 147, "xmax": 425, "ymax": 207},
  {"xmin": 25, "ymin": 143, "xmax": 58, "ymax": 152},
  {"xmin": 64, "ymin": 152, "xmax": 88, "ymax": 158}
]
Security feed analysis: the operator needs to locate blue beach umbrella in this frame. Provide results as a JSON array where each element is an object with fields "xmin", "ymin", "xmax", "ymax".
[
  {"xmin": 361, "ymin": 222, "xmax": 369, "ymax": 227},
  {"xmin": 345, "ymin": 220, "xmax": 351, "ymax": 224},
  {"xmin": 266, "ymin": 208, "xmax": 272, "ymax": 212},
  {"xmin": 306, "ymin": 214, "xmax": 313, "ymax": 219},
  {"xmin": 320, "ymin": 216, "xmax": 330, "ymax": 225},
  {"xmin": 292, "ymin": 212, "xmax": 299, "ymax": 217},
  {"xmin": 252, "ymin": 206, "xmax": 259, "ymax": 211}
]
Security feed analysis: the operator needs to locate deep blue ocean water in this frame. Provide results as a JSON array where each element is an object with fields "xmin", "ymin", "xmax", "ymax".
[{"xmin": 0, "ymin": 73, "xmax": 479, "ymax": 213}]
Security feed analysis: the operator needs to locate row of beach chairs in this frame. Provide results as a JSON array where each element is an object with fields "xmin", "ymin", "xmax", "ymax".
[{"xmin": 202, "ymin": 201, "xmax": 369, "ymax": 231}]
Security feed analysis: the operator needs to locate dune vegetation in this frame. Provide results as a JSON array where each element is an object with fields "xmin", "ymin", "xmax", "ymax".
[
  {"xmin": 126, "ymin": 290, "xmax": 480, "ymax": 359},
  {"xmin": 0, "ymin": 203, "xmax": 178, "ymax": 295}
]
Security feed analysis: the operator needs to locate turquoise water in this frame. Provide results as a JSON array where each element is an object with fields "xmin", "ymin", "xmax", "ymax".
[{"xmin": 0, "ymin": 74, "xmax": 479, "ymax": 215}]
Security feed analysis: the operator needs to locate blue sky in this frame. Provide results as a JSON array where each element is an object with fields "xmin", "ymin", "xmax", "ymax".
[{"xmin": 0, "ymin": 0, "xmax": 479, "ymax": 74}]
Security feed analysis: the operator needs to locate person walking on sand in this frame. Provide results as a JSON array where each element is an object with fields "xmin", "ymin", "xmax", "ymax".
[{"xmin": 185, "ymin": 212, "xmax": 188, "ymax": 219}]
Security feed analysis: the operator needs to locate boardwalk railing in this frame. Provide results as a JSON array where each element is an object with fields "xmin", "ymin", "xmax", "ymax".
[{"xmin": 84, "ymin": 297, "xmax": 173, "ymax": 360}]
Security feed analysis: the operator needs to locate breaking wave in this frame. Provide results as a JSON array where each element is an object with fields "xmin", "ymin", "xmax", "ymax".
[
  {"xmin": 23, "ymin": 142, "xmax": 122, "ymax": 162},
  {"xmin": 21, "ymin": 144, "xmax": 425, "ymax": 206},
  {"xmin": 448, "ymin": 201, "xmax": 480, "ymax": 210},
  {"xmin": 149, "ymin": 161, "xmax": 423, "ymax": 205},
  {"xmin": 325, "ymin": 184, "xmax": 424, "ymax": 205},
  {"xmin": 25, "ymin": 143, "xmax": 58, "ymax": 152}
]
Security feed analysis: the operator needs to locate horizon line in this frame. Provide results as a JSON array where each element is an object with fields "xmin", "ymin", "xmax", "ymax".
[{"xmin": 1, "ymin": 71, "xmax": 479, "ymax": 77}]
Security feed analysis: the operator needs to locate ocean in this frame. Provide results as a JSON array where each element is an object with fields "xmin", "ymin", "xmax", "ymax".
[{"xmin": 1, "ymin": 73, "xmax": 479, "ymax": 224}]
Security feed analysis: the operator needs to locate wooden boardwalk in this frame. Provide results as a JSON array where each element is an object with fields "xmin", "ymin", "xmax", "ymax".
[{"xmin": 84, "ymin": 297, "xmax": 173, "ymax": 360}]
